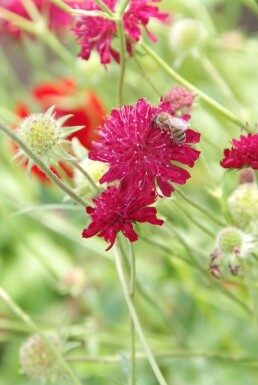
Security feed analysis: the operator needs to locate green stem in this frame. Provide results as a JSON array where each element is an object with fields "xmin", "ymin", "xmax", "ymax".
[
  {"xmin": 66, "ymin": 351, "xmax": 258, "ymax": 366},
  {"xmin": 118, "ymin": 0, "xmax": 130, "ymax": 14},
  {"xmin": 114, "ymin": 244, "xmax": 169, "ymax": 385},
  {"xmin": 0, "ymin": 121, "xmax": 87, "ymax": 207},
  {"xmin": 128, "ymin": 242, "xmax": 136, "ymax": 385},
  {"xmin": 42, "ymin": 29, "xmax": 75, "ymax": 66},
  {"xmin": 0, "ymin": 6, "xmax": 36, "ymax": 33},
  {"xmin": 0, "ymin": 288, "xmax": 82, "ymax": 385},
  {"xmin": 93, "ymin": 0, "xmax": 114, "ymax": 16},
  {"xmin": 133, "ymin": 55, "xmax": 161, "ymax": 97},
  {"xmin": 243, "ymin": 259, "xmax": 258, "ymax": 329},
  {"xmin": 117, "ymin": 19, "xmax": 126, "ymax": 106},
  {"xmin": 174, "ymin": 186, "xmax": 226, "ymax": 227},
  {"xmin": 139, "ymin": 41, "xmax": 246, "ymax": 128},
  {"xmin": 201, "ymin": 55, "xmax": 243, "ymax": 115}
]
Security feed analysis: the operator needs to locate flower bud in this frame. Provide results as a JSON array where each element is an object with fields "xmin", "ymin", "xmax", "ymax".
[
  {"xmin": 216, "ymin": 227, "xmax": 244, "ymax": 256},
  {"xmin": 74, "ymin": 157, "xmax": 108, "ymax": 198},
  {"xmin": 19, "ymin": 333, "xmax": 62, "ymax": 382},
  {"xmin": 169, "ymin": 18, "xmax": 207, "ymax": 53},
  {"xmin": 163, "ymin": 86, "xmax": 195, "ymax": 113},
  {"xmin": 61, "ymin": 267, "xmax": 87, "ymax": 296},
  {"xmin": 18, "ymin": 112, "xmax": 61, "ymax": 158},
  {"xmin": 228, "ymin": 183, "xmax": 258, "ymax": 231}
]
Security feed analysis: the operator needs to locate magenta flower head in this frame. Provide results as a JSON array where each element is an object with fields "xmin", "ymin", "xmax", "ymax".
[
  {"xmin": 82, "ymin": 186, "xmax": 163, "ymax": 250},
  {"xmin": 89, "ymin": 98, "xmax": 200, "ymax": 197},
  {"xmin": 220, "ymin": 133, "xmax": 258, "ymax": 170},
  {"xmin": 0, "ymin": 0, "xmax": 74, "ymax": 37},
  {"xmin": 72, "ymin": 0, "xmax": 168, "ymax": 64},
  {"xmin": 163, "ymin": 86, "xmax": 195, "ymax": 114}
]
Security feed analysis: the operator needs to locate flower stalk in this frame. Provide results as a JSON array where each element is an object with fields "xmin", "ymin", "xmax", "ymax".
[
  {"xmin": 114, "ymin": 244, "xmax": 169, "ymax": 385},
  {"xmin": 0, "ymin": 120, "xmax": 88, "ymax": 207}
]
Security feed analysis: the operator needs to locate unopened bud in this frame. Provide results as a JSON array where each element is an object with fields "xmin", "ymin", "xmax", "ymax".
[{"xmin": 169, "ymin": 19, "xmax": 207, "ymax": 53}]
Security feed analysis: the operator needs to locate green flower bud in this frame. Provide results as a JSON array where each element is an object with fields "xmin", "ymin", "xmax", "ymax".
[
  {"xmin": 228, "ymin": 183, "xmax": 258, "ymax": 231},
  {"xmin": 20, "ymin": 333, "xmax": 62, "ymax": 383},
  {"xmin": 216, "ymin": 227, "xmax": 253, "ymax": 260},
  {"xmin": 74, "ymin": 157, "xmax": 108, "ymax": 198},
  {"xmin": 18, "ymin": 113, "xmax": 61, "ymax": 157}
]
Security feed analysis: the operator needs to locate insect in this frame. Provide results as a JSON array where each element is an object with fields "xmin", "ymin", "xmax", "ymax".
[{"xmin": 152, "ymin": 112, "xmax": 189, "ymax": 145}]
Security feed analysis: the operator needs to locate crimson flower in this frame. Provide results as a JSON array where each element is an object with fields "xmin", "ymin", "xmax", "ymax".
[
  {"xmin": 82, "ymin": 186, "xmax": 163, "ymax": 250},
  {"xmin": 0, "ymin": 0, "xmax": 74, "ymax": 37},
  {"xmin": 221, "ymin": 133, "xmax": 258, "ymax": 170},
  {"xmin": 72, "ymin": 0, "xmax": 168, "ymax": 64},
  {"xmin": 89, "ymin": 98, "xmax": 200, "ymax": 197},
  {"xmin": 13, "ymin": 78, "xmax": 105, "ymax": 183}
]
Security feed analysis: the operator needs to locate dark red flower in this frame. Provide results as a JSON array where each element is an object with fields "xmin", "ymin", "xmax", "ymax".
[
  {"xmin": 89, "ymin": 98, "xmax": 200, "ymax": 197},
  {"xmin": 13, "ymin": 78, "xmax": 105, "ymax": 183},
  {"xmin": 82, "ymin": 186, "xmax": 163, "ymax": 250},
  {"xmin": 72, "ymin": 0, "xmax": 168, "ymax": 64},
  {"xmin": 220, "ymin": 133, "xmax": 258, "ymax": 170},
  {"xmin": 0, "ymin": 0, "xmax": 74, "ymax": 38}
]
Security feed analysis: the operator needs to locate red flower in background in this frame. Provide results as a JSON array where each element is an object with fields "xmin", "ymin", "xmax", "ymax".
[
  {"xmin": 72, "ymin": 0, "xmax": 168, "ymax": 65},
  {"xmin": 220, "ymin": 133, "xmax": 258, "ymax": 170},
  {"xmin": 14, "ymin": 78, "xmax": 106, "ymax": 182},
  {"xmin": 0, "ymin": 0, "xmax": 75, "ymax": 37},
  {"xmin": 82, "ymin": 186, "xmax": 163, "ymax": 250}
]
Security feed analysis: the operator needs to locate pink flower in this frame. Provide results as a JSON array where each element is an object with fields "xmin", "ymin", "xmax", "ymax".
[
  {"xmin": 220, "ymin": 133, "xmax": 258, "ymax": 170},
  {"xmin": 0, "ymin": 0, "xmax": 74, "ymax": 37},
  {"xmin": 163, "ymin": 87, "xmax": 195, "ymax": 114},
  {"xmin": 89, "ymin": 98, "xmax": 200, "ymax": 197},
  {"xmin": 72, "ymin": 0, "xmax": 168, "ymax": 64},
  {"xmin": 82, "ymin": 186, "xmax": 163, "ymax": 250}
]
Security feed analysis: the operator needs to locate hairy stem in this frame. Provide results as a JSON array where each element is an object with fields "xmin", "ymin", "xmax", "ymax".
[
  {"xmin": 0, "ymin": 288, "xmax": 82, "ymax": 385},
  {"xmin": 128, "ymin": 242, "xmax": 136, "ymax": 385},
  {"xmin": 0, "ymin": 121, "xmax": 87, "ymax": 207},
  {"xmin": 117, "ymin": 19, "xmax": 126, "ymax": 105}
]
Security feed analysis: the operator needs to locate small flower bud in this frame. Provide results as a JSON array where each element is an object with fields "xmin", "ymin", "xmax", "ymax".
[
  {"xmin": 209, "ymin": 227, "xmax": 254, "ymax": 278},
  {"xmin": 74, "ymin": 157, "xmax": 108, "ymax": 198},
  {"xmin": 163, "ymin": 86, "xmax": 195, "ymax": 113},
  {"xmin": 20, "ymin": 333, "xmax": 62, "ymax": 383},
  {"xmin": 169, "ymin": 18, "xmax": 207, "ymax": 53},
  {"xmin": 61, "ymin": 267, "xmax": 87, "ymax": 296},
  {"xmin": 228, "ymin": 183, "xmax": 258, "ymax": 231},
  {"xmin": 239, "ymin": 168, "xmax": 255, "ymax": 184},
  {"xmin": 217, "ymin": 227, "xmax": 244, "ymax": 255},
  {"xmin": 18, "ymin": 113, "xmax": 61, "ymax": 157}
]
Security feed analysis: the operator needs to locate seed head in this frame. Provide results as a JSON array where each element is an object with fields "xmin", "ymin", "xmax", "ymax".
[{"xmin": 19, "ymin": 333, "xmax": 62, "ymax": 383}]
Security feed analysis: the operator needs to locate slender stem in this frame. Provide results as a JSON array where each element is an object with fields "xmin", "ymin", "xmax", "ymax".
[
  {"xmin": 139, "ymin": 41, "xmax": 246, "ymax": 129},
  {"xmin": 51, "ymin": 0, "xmax": 73, "ymax": 13},
  {"xmin": 201, "ymin": 55, "xmax": 244, "ymax": 115},
  {"xmin": 174, "ymin": 186, "xmax": 226, "ymax": 227},
  {"xmin": 133, "ymin": 55, "xmax": 161, "ymax": 97},
  {"xmin": 128, "ymin": 242, "xmax": 136, "ymax": 385},
  {"xmin": 68, "ymin": 160, "xmax": 99, "ymax": 193},
  {"xmin": 114, "ymin": 244, "xmax": 169, "ymax": 385},
  {"xmin": 243, "ymin": 259, "xmax": 258, "ymax": 329},
  {"xmin": 117, "ymin": 19, "xmax": 126, "ymax": 106},
  {"xmin": 42, "ymin": 29, "xmax": 75, "ymax": 66},
  {"xmin": 93, "ymin": 0, "xmax": 114, "ymax": 16},
  {"xmin": 118, "ymin": 0, "xmax": 130, "ymax": 14},
  {"xmin": 0, "ymin": 6, "xmax": 36, "ymax": 33},
  {"xmin": 0, "ymin": 288, "xmax": 82, "ymax": 385},
  {"xmin": 67, "ymin": 351, "xmax": 258, "ymax": 366},
  {"xmin": 0, "ymin": 121, "xmax": 87, "ymax": 207}
]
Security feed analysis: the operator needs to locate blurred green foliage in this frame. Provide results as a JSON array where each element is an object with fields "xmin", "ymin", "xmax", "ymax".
[{"xmin": 1, "ymin": 0, "xmax": 258, "ymax": 384}]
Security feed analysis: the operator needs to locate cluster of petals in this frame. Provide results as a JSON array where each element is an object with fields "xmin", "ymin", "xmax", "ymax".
[
  {"xmin": 82, "ymin": 186, "xmax": 163, "ymax": 250},
  {"xmin": 163, "ymin": 86, "xmax": 195, "ymax": 113},
  {"xmin": 13, "ymin": 78, "xmax": 105, "ymax": 182},
  {"xmin": 220, "ymin": 133, "xmax": 258, "ymax": 170},
  {"xmin": 0, "ymin": 0, "xmax": 74, "ymax": 37},
  {"xmin": 72, "ymin": 0, "xmax": 168, "ymax": 64},
  {"xmin": 89, "ymin": 98, "xmax": 200, "ymax": 197}
]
